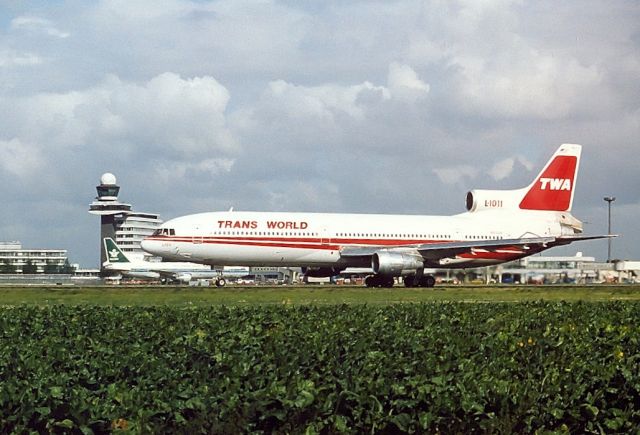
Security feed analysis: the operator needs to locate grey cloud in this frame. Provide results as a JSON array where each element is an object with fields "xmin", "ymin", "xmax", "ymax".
[
  {"xmin": 0, "ymin": 138, "xmax": 44, "ymax": 178},
  {"xmin": 2, "ymin": 72, "xmax": 236, "ymax": 158},
  {"xmin": 10, "ymin": 16, "xmax": 70, "ymax": 38},
  {"xmin": 0, "ymin": 49, "xmax": 42, "ymax": 67}
]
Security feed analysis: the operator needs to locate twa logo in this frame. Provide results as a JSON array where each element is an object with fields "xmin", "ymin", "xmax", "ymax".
[
  {"xmin": 519, "ymin": 153, "xmax": 577, "ymax": 211},
  {"xmin": 539, "ymin": 178, "xmax": 571, "ymax": 191}
]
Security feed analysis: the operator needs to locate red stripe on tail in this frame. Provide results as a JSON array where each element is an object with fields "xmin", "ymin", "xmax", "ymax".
[{"xmin": 519, "ymin": 155, "xmax": 577, "ymax": 211}]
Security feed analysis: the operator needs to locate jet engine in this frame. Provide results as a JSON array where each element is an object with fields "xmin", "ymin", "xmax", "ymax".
[
  {"xmin": 465, "ymin": 189, "xmax": 520, "ymax": 212},
  {"xmin": 302, "ymin": 266, "xmax": 344, "ymax": 278},
  {"xmin": 371, "ymin": 251, "xmax": 423, "ymax": 277},
  {"xmin": 174, "ymin": 273, "xmax": 192, "ymax": 283},
  {"xmin": 126, "ymin": 271, "xmax": 161, "ymax": 280}
]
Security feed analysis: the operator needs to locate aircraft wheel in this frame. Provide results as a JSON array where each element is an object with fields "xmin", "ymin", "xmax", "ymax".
[
  {"xmin": 215, "ymin": 278, "xmax": 226, "ymax": 288},
  {"xmin": 404, "ymin": 276, "xmax": 416, "ymax": 287},
  {"xmin": 366, "ymin": 275, "xmax": 392, "ymax": 288},
  {"xmin": 419, "ymin": 275, "xmax": 436, "ymax": 288}
]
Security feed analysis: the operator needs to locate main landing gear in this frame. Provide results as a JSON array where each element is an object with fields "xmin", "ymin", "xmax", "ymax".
[
  {"xmin": 364, "ymin": 275, "xmax": 395, "ymax": 288},
  {"xmin": 214, "ymin": 277, "xmax": 226, "ymax": 287},
  {"xmin": 364, "ymin": 274, "xmax": 436, "ymax": 288},
  {"xmin": 403, "ymin": 275, "xmax": 436, "ymax": 288}
]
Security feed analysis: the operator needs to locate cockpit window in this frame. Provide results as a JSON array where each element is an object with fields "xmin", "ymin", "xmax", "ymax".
[{"xmin": 152, "ymin": 228, "xmax": 176, "ymax": 236}]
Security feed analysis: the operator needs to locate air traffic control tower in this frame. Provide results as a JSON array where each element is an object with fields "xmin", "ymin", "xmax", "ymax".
[{"xmin": 89, "ymin": 173, "xmax": 162, "ymax": 272}]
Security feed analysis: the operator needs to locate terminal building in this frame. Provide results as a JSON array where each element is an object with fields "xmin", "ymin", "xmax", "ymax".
[
  {"xmin": 434, "ymin": 252, "xmax": 639, "ymax": 285},
  {"xmin": 88, "ymin": 173, "xmax": 162, "ymax": 271},
  {"xmin": 497, "ymin": 253, "xmax": 604, "ymax": 284},
  {"xmin": 0, "ymin": 241, "xmax": 71, "ymax": 274}
]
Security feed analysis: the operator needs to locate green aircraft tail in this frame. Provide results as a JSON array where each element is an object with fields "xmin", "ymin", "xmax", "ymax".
[{"xmin": 103, "ymin": 238, "xmax": 130, "ymax": 263}]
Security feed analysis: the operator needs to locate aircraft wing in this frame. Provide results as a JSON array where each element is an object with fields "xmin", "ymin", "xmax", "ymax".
[
  {"xmin": 339, "ymin": 236, "xmax": 553, "ymax": 257},
  {"xmin": 339, "ymin": 235, "xmax": 613, "ymax": 263}
]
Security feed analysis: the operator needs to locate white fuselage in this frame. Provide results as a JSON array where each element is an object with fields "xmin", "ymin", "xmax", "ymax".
[
  {"xmin": 103, "ymin": 256, "xmax": 249, "ymax": 279},
  {"xmin": 104, "ymin": 261, "xmax": 212, "ymax": 274},
  {"xmin": 141, "ymin": 209, "xmax": 563, "ymax": 269}
]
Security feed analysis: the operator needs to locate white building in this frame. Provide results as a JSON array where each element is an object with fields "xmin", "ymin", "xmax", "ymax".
[
  {"xmin": 496, "ymin": 252, "xmax": 611, "ymax": 284},
  {"xmin": 0, "ymin": 241, "xmax": 70, "ymax": 274}
]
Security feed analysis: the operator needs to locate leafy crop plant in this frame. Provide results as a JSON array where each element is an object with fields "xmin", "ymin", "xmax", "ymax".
[{"xmin": 0, "ymin": 302, "xmax": 639, "ymax": 433}]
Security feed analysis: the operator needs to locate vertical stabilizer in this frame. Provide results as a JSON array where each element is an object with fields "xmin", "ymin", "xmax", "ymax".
[
  {"xmin": 519, "ymin": 144, "xmax": 581, "ymax": 212},
  {"xmin": 103, "ymin": 238, "xmax": 131, "ymax": 263}
]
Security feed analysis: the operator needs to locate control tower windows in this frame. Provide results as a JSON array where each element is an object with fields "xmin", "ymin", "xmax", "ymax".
[{"xmin": 96, "ymin": 185, "xmax": 120, "ymax": 198}]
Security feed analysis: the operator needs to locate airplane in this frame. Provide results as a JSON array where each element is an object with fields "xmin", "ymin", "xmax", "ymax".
[
  {"xmin": 141, "ymin": 144, "xmax": 612, "ymax": 288},
  {"xmin": 102, "ymin": 238, "xmax": 249, "ymax": 286}
]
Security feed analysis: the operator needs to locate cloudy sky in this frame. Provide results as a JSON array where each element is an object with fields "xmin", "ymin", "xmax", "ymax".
[{"xmin": 1, "ymin": 0, "xmax": 639, "ymax": 267}]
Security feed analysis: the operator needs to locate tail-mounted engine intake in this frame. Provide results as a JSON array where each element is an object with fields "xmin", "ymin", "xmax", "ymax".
[
  {"xmin": 372, "ymin": 251, "xmax": 424, "ymax": 277},
  {"xmin": 465, "ymin": 189, "xmax": 521, "ymax": 213}
]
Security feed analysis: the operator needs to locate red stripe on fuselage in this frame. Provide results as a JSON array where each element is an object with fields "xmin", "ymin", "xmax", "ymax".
[
  {"xmin": 144, "ymin": 235, "xmax": 446, "ymax": 251},
  {"xmin": 144, "ymin": 236, "xmax": 534, "ymax": 263},
  {"xmin": 146, "ymin": 236, "xmax": 448, "ymax": 249}
]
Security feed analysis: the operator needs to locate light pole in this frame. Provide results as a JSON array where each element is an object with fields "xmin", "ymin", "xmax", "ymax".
[{"xmin": 603, "ymin": 196, "xmax": 616, "ymax": 262}]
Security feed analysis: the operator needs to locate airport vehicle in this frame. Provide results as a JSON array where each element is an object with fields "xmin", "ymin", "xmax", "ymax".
[
  {"xmin": 102, "ymin": 238, "xmax": 248, "ymax": 286},
  {"xmin": 142, "ymin": 144, "xmax": 609, "ymax": 287}
]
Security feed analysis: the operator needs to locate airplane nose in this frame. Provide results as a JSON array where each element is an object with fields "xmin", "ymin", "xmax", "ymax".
[{"xmin": 140, "ymin": 239, "xmax": 154, "ymax": 254}]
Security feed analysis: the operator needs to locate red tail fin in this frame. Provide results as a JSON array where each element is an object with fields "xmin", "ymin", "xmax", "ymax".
[{"xmin": 519, "ymin": 144, "xmax": 581, "ymax": 212}]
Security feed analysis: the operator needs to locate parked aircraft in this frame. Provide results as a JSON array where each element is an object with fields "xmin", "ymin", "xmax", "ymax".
[
  {"xmin": 141, "ymin": 144, "xmax": 610, "ymax": 287},
  {"xmin": 102, "ymin": 238, "xmax": 248, "ymax": 286}
]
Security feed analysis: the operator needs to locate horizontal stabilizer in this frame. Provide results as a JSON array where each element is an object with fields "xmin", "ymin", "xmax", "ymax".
[{"xmin": 553, "ymin": 234, "xmax": 617, "ymax": 245}]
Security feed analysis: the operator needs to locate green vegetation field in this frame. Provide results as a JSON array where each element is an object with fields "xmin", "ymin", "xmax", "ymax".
[
  {"xmin": 1, "ymin": 286, "xmax": 640, "ymax": 433},
  {"xmin": 1, "ymin": 284, "xmax": 640, "ymax": 305}
]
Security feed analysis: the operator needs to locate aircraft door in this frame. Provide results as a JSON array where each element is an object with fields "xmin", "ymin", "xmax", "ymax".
[
  {"xmin": 320, "ymin": 228, "xmax": 331, "ymax": 246},
  {"xmin": 192, "ymin": 227, "xmax": 204, "ymax": 244},
  {"xmin": 454, "ymin": 228, "xmax": 463, "ymax": 242}
]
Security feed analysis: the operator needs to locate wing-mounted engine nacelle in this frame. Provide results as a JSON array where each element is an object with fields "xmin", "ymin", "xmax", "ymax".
[
  {"xmin": 127, "ymin": 271, "xmax": 161, "ymax": 280},
  {"xmin": 465, "ymin": 189, "xmax": 521, "ymax": 213},
  {"xmin": 174, "ymin": 273, "xmax": 192, "ymax": 283},
  {"xmin": 372, "ymin": 251, "xmax": 423, "ymax": 277},
  {"xmin": 302, "ymin": 266, "xmax": 344, "ymax": 278}
]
